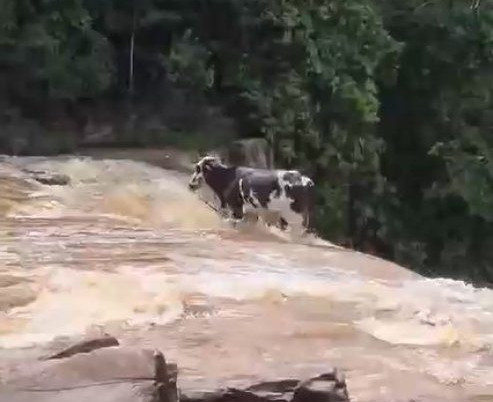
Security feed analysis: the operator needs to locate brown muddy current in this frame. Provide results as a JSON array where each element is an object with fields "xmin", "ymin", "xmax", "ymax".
[{"xmin": 0, "ymin": 154, "xmax": 492, "ymax": 402}]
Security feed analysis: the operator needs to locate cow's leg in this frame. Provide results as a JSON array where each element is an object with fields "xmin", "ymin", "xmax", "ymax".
[
  {"xmin": 214, "ymin": 196, "xmax": 230, "ymax": 218},
  {"xmin": 221, "ymin": 180, "xmax": 246, "ymax": 226},
  {"xmin": 226, "ymin": 205, "xmax": 245, "ymax": 227},
  {"xmin": 246, "ymin": 193, "xmax": 259, "ymax": 209},
  {"xmin": 227, "ymin": 188, "xmax": 246, "ymax": 227},
  {"xmin": 300, "ymin": 209, "xmax": 312, "ymax": 236},
  {"xmin": 279, "ymin": 208, "xmax": 305, "ymax": 236},
  {"xmin": 239, "ymin": 179, "xmax": 261, "ymax": 225},
  {"xmin": 278, "ymin": 217, "xmax": 289, "ymax": 231},
  {"xmin": 218, "ymin": 208, "xmax": 229, "ymax": 219},
  {"xmin": 258, "ymin": 207, "xmax": 274, "ymax": 228},
  {"xmin": 243, "ymin": 197, "xmax": 260, "ymax": 225},
  {"xmin": 246, "ymin": 198, "xmax": 261, "ymax": 225}
]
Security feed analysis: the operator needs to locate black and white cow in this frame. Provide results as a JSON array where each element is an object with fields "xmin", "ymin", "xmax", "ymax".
[{"xmin": 188, "ymin": 155, "xmax": 315, "ymax": 233}]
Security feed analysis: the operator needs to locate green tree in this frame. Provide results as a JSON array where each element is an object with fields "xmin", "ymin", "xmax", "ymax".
[
  {"xmin": 376, "ymin": 0, "xmax": 493, "ymax": 281},
  {"xmin": 0, "ymin": 0, "xmax": 113, "ymax": 104}
]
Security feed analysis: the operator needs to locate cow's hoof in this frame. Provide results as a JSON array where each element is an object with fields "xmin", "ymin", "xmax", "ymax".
[
  {"xmin": 218, "ymin": 208, "xmax": 229, "ymax": 218},
  {"xmin": 225, "ymin": 218, "xmax": 242, "ymax": 227}
]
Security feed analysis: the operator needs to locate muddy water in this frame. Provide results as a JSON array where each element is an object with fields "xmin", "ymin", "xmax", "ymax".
[{"xmin": 0, "ymin": 155, "xmax": 492, "ymax": 402}]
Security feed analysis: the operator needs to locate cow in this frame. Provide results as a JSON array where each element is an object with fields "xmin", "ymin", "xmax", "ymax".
[{"xmin": 188, "ymin": 155, "xmax": 315, "ymax": 234}]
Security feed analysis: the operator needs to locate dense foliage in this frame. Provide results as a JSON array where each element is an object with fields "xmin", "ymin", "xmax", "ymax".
[{"xmin": 1, "ymin": 0, "xmax": 493, "ymax": 284}]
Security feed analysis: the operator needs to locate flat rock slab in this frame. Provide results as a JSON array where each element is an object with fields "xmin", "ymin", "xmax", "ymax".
[
  {"xmin": 182, "ymin": 369, "xmax": 349, "ymax": 402},
  {"xmin": 0, "ymin": 346, "xmax": 177, "ymax": 402},
  {"xmin": 0, "ymin": 339, "xmax": 348, "ymax": 402}
]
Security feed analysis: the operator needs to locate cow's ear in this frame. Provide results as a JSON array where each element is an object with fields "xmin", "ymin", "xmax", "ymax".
[{"xmin": 204, "ymin": 163, "xmax": 212, "ymax": 171}]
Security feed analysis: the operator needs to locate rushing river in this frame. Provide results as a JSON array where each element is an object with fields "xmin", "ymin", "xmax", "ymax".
[{"xmin": 0, "ymin": 153, "xmax": 492, "ymax": 402}]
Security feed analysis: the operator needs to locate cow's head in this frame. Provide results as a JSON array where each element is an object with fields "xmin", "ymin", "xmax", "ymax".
[{"xmin": 188, "ymin": 155, "xmax": 222, "ymax": 191}]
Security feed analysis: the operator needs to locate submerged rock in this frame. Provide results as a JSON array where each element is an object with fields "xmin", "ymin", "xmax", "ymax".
[{"xmin": 22, "ymin": 169, "xmax": 70, "ymax": 185}]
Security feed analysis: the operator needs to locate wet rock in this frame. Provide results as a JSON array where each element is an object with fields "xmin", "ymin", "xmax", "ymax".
[
  {"xmin": 154, "ymin": 350, "xmax": 178, "ymax": 402},
  {"xmin": 181, "ymin": 371, "xmax": 349, "ymax": 402},
  {"xmin": 1, "ymin": 346, "xmax": 178, "ymax": 402},
  {"xmin": 22, "ymin": 169, "xmax": 70, "ymax": 185},
  {"xmin": 293, "ymin": 370, "xmax": 349, "ymax": 402},
  {"xmin": 182, "ymin": 389, "xmax": 281, "ymax": 402},
  {"xmin": 246, "ymin": 379, "xmax": 300, "ymax": 401},
  {"xmin": 2, "ymin": 341, "xmax": 348, "ymax": 402},
  {"xmin": 184, "ymin": 379, "xmax": 299, "ymax": 402},
  {"xmin": 224, "ymin": 138, "xmax": 272, "ymax": 169},
  {"xmin": 42, "ymin": 335, "xmax": 120, "ymax": 360}
]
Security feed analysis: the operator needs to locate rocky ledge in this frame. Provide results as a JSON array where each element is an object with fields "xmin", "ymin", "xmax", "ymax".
[
  {"xmin": 182, "ymin": 371, "xmax": 349, "ymax": 402},
  {"xmin": 0, "ymin": 336, "xmax": 349, "ymax": 402}
]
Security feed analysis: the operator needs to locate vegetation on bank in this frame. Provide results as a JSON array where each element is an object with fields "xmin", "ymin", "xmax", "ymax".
[{"xmin": 1, "ymin": 0, "xmax": 493, "ymax": 284}]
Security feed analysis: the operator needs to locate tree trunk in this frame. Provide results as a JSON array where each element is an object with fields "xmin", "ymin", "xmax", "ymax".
[{"xmin": 128, "ymin": 8, "xmax": 136, "ymax": 97}]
